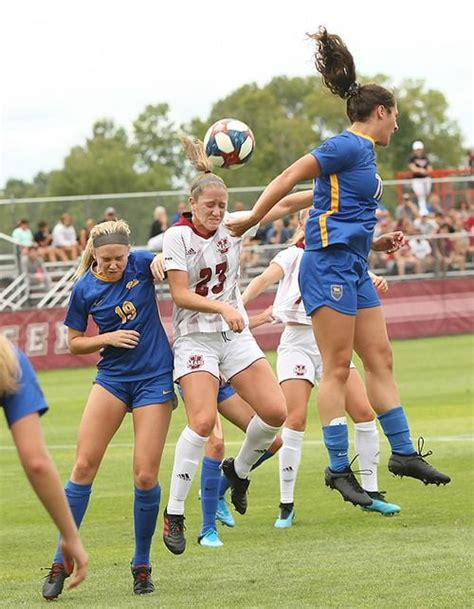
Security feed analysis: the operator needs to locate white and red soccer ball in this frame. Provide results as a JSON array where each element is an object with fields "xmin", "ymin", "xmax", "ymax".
[{"xmin": 204, "ymin": 118, "xmax": 255, "ymax": 170}]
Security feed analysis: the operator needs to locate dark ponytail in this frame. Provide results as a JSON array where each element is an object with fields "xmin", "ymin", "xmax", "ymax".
[{"xmin": 308, "ymin": 27, "xmax": 395, "ymax": 122}]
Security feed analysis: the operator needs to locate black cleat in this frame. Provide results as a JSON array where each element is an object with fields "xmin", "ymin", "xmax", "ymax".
[
  {"xmin": 220, "ymin": 458, "xmax": 250, "ymax": 515},
  {"xmin": 325, "ymin": 467, "xmax": 372, "ymax": 507},
  {"xmin": 42, "ymin": 561, "xmax": 69, "ymax": 600},
  {"xmin": 163, "ymin": 509, "xmax": 186, "ymax": 555},
  {"xmin": 388, "ymin": 438, "xmax": 451, "ymax": 485},
  {"xmin": 131, "ymin": 564, "xmax": 155, "ymax": 595}
]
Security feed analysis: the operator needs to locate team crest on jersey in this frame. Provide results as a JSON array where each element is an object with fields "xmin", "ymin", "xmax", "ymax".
[
  {"xmin": 331, "ymin": 285, "xmax": 343, "ymax": 301},
  {"xmin": 294, "ymin": 364, "xmax": 307, "ymax": 376},
  {"xmin": 187, "ymin": 354, "xmax": 204, "ymax": 370},
  {"xmin": 216, "ymin": 238, "xmax": 230, "ymax": 254},
  {"xmin": 126, "ymin": 279, "xmax": 139, "ymax": 289}
]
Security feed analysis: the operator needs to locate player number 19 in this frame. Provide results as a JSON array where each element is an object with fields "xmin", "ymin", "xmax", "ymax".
[{"xmin": 115, "ymin": 300, "xmax": 137, "ymax": 323}]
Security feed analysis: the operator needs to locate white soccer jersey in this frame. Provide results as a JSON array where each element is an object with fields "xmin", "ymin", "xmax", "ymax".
[
  {"xmin": 163, "ymin": 212, "xmax": 257, "ymax": 338},
  {"xmin": 271, "ymin": 243, "xmax": 311, "ymax": 326}
]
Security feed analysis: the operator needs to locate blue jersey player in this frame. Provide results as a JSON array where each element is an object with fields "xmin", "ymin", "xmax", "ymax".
[
  {"xmin": 42, "ymin": 219, "xmax": 175, "ymax": 599},
  {"xmin": 0, "ymin": 336, "xmax": 88, "ymax": 593},
  {"xmin": 226, "ymin": 26, "xmax": 450, "ymax": 506}
]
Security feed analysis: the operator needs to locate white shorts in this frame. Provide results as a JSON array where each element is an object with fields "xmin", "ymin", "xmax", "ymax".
[
  {"xmin": 277, "ymin": 325, "xmax": 355, "ymax": 386},
  {"xmin": 173, "ymin": 327, "xmax": 265, "ymax": 382}
]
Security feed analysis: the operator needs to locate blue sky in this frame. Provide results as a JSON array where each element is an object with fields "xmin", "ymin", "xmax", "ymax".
[{"xmin": 1, "ymin": 0, "xmax": 472, "ymax": 187}]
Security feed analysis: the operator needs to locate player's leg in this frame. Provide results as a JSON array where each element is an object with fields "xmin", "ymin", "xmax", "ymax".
[
  {"xmin": 43, "ymin": 382, "xmax": 127, "ymax": 599},
  {"xmin": 345, "ymin": 369, "xmax": 401, "ymax": 516},
  {"xmin": 130, "ymin": 392, "xmax": 173, "ymax": 594},
  {"xmin": 354, "ymin": 304, "xmax": 450, "ymax": 485},
  {"xmin": 199, "ymin": 417, "xmax": 224, "ymax": 548},
  {"xmin": 163, "ymin": 370, "xmax": 219, "ymax": 554}
]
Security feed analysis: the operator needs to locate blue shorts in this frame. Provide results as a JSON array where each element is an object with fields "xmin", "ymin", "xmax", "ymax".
[
  {"xmin": 176, "ymin": 379, "xmax": 236, "ymax": 404},
  {"xmin": 95, "ymin": 371, "xmax": 176, "ymax": 410},
  {"xmin": 299, "ymin": 245, "xmax": 380, "ymax": 316}
]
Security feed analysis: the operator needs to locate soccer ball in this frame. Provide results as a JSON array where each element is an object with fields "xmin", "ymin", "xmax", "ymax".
[{"xmin": 204, "ymin": 118, "xmax": 255, "ymax": 170}]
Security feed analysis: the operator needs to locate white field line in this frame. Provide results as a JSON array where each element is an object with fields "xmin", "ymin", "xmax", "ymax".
[{"xmin": 0, "ymin": 435, "xmax": 472, "ymax": 452}]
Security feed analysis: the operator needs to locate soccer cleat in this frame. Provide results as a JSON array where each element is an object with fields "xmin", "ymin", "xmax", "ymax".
[
  {"xmin": 198, "ymin": 528, "xmax": 224, "ymax": 548},
  {"xmin": 131, "ymin": 564, "xmax": 155, "ymax": 595},
  {"xmin": 324, "ymin": 467, "xmax": 372, "ymax": 507},
  {"xmin": 42, "ymin": 561, "xmax": 70, "ymax": 600},
  {"xmin": 274, "ymin": 502, "xmax": 295, "ymax": 528},
  {"xmin": 220, "ymin": 458, "xmax": 250, "ymax": 515},
  {"xmin": 216, "ymin": 497, "xmax": 236, "ymax": 528},
  {"xmin": 362, "ymin": 491, "xmax": 401, "ymax": 516},
  {"xmin": 388, "ymin": 437, "xmax": 451, "ymax": 486},
  {"xmin": 163, "ymin": 509, "xmax": 186, "ymax": 555}
]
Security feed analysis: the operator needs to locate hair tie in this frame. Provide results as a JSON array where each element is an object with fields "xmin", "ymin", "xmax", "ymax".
[
  {"xmin": 345, "ymin": 82, "xmax": 361, "ymax": 98},
  {"xmin": 204, "ymin": 170, "xmax": 212, "ymax": 174},
  {"xmin": 93, "ymin": 232, "xmax": 130, "ymax": 248}
]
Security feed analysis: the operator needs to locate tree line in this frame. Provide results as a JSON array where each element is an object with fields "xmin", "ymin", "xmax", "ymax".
[{"xmin": 2, "ymin": 74, "xmax": 466, "ymax": 199}]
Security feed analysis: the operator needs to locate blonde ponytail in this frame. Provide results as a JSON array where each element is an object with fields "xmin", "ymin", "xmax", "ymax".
[
  {"xmin": 0, "ymin": 335, "xmax": 20, "ymax": 395},
  {"xmin": 181, "ymin": 135, "xmax": 227, "ymax": 199}
]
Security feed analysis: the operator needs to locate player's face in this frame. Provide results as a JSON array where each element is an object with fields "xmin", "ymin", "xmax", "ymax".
[
  {"xmin": 191, "ymin": 186, "xmax": 228, "ymax": 235},
  {"xmin": 375, "ymin": 104, "xmax": 399, "ymax": 147},
  {"xmin": 93, "ymin": 244, "xmax": 130, "ymax": 279}
]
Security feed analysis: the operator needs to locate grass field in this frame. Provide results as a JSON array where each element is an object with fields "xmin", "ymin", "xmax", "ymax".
[{"xmin": 0, "ymin": 335, "xmax": 473, "ymax": 608}]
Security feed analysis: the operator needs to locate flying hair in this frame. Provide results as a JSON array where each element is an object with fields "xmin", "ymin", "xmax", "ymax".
[
  {"xmin": 181, "ymin": 135, "xmax": 227, "ymax": 198},
  {"xmin": 308, "ymin": 26, "xmax": 396, "ymax": 122},
  {"xmin": 74, "ymin": 219, "xmax": 131, "ymax": 280},
  {"xmin": 0, "ymin": 335, "xmax": 20, "ymax": 395}
]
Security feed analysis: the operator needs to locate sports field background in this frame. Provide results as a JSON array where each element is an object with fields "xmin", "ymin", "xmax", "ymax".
[{"xmin": 0, "ymin": 334, "xmax": 473, "ymax": 608}]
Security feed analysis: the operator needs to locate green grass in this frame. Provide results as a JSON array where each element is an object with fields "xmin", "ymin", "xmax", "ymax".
[{"xmin": 1, "ymin": 335, "xmax": 473, "ymax": 608}]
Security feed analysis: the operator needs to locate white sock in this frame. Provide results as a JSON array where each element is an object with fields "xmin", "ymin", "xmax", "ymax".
[
  {"xmin": 279, "ymin": 427, "xmax": 305, "ymax": 504},
  {"xmin": 167, "ymin": 426, "xmax": 208, "ymax": 514},
  {"xmin": 354, "ymin": 420, "xmax": 379, "ymax": 493},
  {"xmin": 234, "ymin": 416, "xmax": 281, "ymax": 479}
]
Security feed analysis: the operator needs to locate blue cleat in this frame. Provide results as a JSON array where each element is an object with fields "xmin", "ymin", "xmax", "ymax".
[
  {"xmin": 198, "ymin": 528, "xmax": 224, "ymax": 548},
  {"xmin": 274, "ymin": 502, "xmax": 295, "ymax": 529},
  {"xmin": 362, "ymin": 491, "xmax": 401, "ymax": 516},
  {"xmin": 216, "ymin": 497, "xmax": 235, "ymax": 528}
]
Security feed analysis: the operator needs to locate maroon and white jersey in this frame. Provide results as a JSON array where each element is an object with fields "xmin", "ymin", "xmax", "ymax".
[
  {"xmin": 163, "ymin": 212, "xmax": 258, "ymax": 338},
  {"xmin": 271, "ymin": 242, "xmax": 311, "ymax": 326}
]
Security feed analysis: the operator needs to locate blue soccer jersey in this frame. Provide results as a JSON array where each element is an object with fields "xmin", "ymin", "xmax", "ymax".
[
  {"xmin": 305, "ymin": 129, "xmax": 383, "ymax": 259},
  {"xmin": 1, "ymin": 349, "xmax": 48, "ymax": 427},
  {"xmin": 65, "ymin": 250, "xmax": 173, "ymax": 381}
]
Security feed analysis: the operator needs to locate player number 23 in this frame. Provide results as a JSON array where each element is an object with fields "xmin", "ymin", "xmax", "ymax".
[
  {"xmin": 115, "ymin": 300, "xmax": 137, "ymax": 323},
  {"xmin": 195, "ymin": 262, "xmax": 228, "ymax": 296}
]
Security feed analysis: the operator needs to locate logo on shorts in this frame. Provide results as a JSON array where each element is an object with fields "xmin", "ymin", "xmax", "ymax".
[
  {"xmin": 216, "ymin": 238, "xmax": 230, "ymax": 254},
  {"xmin": 187, "ymin": 354, "xmax": 204, "ymax": 370},
  {"xmin": 331, "ymin": 285, "xmax": 343, "ymax": 301},
  {"xmin": 294, "ymin": 364, "xmax": 307, "ymax": 376}
]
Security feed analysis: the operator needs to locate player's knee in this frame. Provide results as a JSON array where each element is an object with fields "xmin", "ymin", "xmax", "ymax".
[
  {"xmin": 23, "ymin": 455, "xmax": 51, "ymax": 479},
  {"xmin": 269, "ymin": 434, "xmax": 284, "ymax": 453},
  {"xmin": 189, "ymin": 415, "xmax": 215, "ymax": 438},
  {"xmin": 134, "ymin": 469, "xmax": 158, "ymax": 490},
  {"xmin": 285, "ymin": 412, "xmax": 307, "ymax": 431},
  {"xmin": 363, "ymin": 342, "xmax": 393, "ymax": 374},
  {"xmin": 206, "ymin": 436, "xmax": 225, "ymax": 460},
  {"xmin": 72, "ymin": 456, "xmax": 99, "ymax": 483},
  {"xmin": 351, "ymin": 407, "xmax": 375, "ymax": 423},
  {"xmin": 263, "ymin": 402, "xmax": 287, "ymax": 428}
]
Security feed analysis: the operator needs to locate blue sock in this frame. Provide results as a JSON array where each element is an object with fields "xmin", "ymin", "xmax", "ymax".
[
  {"xmin": 201, "ymin": 457, "xmax": 221, "ymax": 535},
  {"xmin": 378, "ymin": 406, "xmax": 415, "ymax": 455},
  {"xmin": 250, "ymin": 449, "xmax": 274, "ymax": 471},
  {"xmin": 54, "ymin": 480, "xmax": 92, "ymax": 563},
  {"xmin": 219, "ymin": 472, "xmax": 231, "ymax": 500},
  {"xmin": 132, "ymin": 484, "xmax": 161, "ymax": 567},
  {"xmin": 322, "ymin": 424, "xmax": 350, "ymax": 472}
]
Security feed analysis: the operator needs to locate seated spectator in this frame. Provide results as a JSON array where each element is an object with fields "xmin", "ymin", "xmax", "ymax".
[
  {"xmin": 171, "ymin": 201, "xmax": 187, "ymax": 225},
  {"xmin": 414, "ymin": 214, "xmax": 438, "ymax": 235},
  {"xmin": 395, "ymin": 194, "xmax": 419, "ymax": 222},
  {"xmin": 427, "ymin": 193, "xmax": 443, "ymax": 215},
  {"xmin": 405, "ymin": 225, "xmax": 433, "ymax": 273},
  {"xmin": 24, "ymin": 244, "xmax": 51, "ymax": 291},
  {"xmin": 101, "ymin": 207, "xmax": 118, "ymax": 223},
  {"xmin": 267, "ymin": 219, "xmax": 290, "ymax": 245},
  {"xmin": 463, "ymin": 202, "xmax": 474, "ymax": 260},
  {"xmin": 11, "ymin": 219, "xmax": 34, "ymax": 253},
  {"xmin": 34, "ymin": 221, "xmax": 58, "ymax": 262},
  {"xmin": 409, "ymin": 140, "xmax": 432, "ymax": 216},
  {"xmin": 79, "ymin": 218, "xmax": 96, "ymax": 251},
  {"xmin": 435, "ymin": 223, "xmax": 466, "ymax": 272},
  {"xmin": 240, "ymin": 237, "xmax": 261, "ymax": 277},
  {"xmin": 147, "ymin": 206, "xmax": 169, "ymax": 251},
  {"xmin": 51, "ymin": 214, "xmax": 78, "ymax": 261}
]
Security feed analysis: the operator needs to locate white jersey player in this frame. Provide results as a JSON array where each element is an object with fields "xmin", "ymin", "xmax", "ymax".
[
  {"xmin": 155, "ymin": 136, "xmax": 286, "ymax": 556},
  {"xmin": 242, "ymin": 211, "xmax": 401, "ymax": 526}
]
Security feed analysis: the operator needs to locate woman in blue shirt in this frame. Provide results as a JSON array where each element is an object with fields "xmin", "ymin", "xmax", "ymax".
[
  {"xmin": 227, "ymin": 26, "xmax": 450, "ymax": 506},
  {"xmin": 0, "ymin": 336, "xmax": 88, "ymax": 594},
  {"xmin": 41, "ymin": 219, "xmax": 175, "ymax": 599}
]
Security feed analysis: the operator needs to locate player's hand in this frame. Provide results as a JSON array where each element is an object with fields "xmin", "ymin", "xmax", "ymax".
[
  {"xmin": 225, "ymin": 212, "xmax": 258, "ymax": 237},
  {"xmin": 369, "ymin": 272, "xmax": 388, "ymax": 293},
  {"xmin": 106, "ymin": 330, "xmax": 140, "ymax": 349},
  {"xmin": 372, "ymin": 231, "xmax": 406, "ymax": 253},
  {"xmin": 60, "ymin": 534, "xmax": 88, "ymax": 591},
  {"xmin": 150, "ymin": 254, "xmax": 166, "ymax": 282},
  {"xmin": 219, "ymin": 304, "xmax": 245, "ymax": 333}
]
